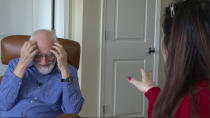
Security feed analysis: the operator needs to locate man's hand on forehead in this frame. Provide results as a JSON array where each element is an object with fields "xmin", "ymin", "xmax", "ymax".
[
  {"xmin": 14, "ymin": 40, "xmax": 38, "ymax": 78},
  {"xmin": 19, "ymin": 40, "xmax": 38, "ymax": 64},
  {"xmin": 50, "ymin": 42, "xmax": 70, "ymax": 79}
]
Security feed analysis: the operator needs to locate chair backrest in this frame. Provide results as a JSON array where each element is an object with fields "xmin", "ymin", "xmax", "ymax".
[{"xmin": 0, "ymin": 35, "xmax": 80, "ymax": 83}]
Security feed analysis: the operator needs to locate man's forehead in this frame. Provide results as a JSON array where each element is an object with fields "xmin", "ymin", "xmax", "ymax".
[
  {"xmin": 33, "ymin": 31, "xmax": 53, "ymax": 41},
  {"xmin": 32, "ymin": 32, "xmax": 55, "ymax": 46},
  {"xmin": 34, "ymin": 37, "xmax": 54, "ymax": 54},
  {"xmin": 36, "ymin": 43, "xmax": 53, "ymax": 54}
]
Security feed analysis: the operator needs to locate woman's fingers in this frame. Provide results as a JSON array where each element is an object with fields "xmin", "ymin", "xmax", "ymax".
[
  {"xmin": 128, "ymin": 77, "xmax": 148, "ymax": 93},
  {"xmin": 140, "ymin": 69, "xmax": 146, "ymax": 81},
  {"xmin": 128, "ymin": 69, "xmax": 156, "ymax": 93},
  {"xmin": 149, "ymin": 71, "xmax": 153, "ymax": 79},
  {"xmin": 128, "ymin": 77, "xmax": 141, "ymax": 88},
  {"xmin": 140, "ymin": 69, "xmax": 153, "ymax": 82}
]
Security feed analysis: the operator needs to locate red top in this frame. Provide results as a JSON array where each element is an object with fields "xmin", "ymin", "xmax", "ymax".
[{"xmin": 145, "ymin": 80, "xmax": 210, "ymax": 118}]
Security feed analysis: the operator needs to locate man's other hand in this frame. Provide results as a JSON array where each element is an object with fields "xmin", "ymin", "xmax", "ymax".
[
  {"xmin": 50, "ymin": 42, "xmax": 70, "ymax": 79},
  {"xmin": 14, "ymin": 41, "xmax": 38, "ymax": 78}
]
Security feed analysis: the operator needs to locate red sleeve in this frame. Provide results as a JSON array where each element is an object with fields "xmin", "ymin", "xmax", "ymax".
[
  {"xmin": 196, "ymin": 87, "xmax": 210, "ymax": 117},
  {"xmin": 145, "ymin": 87, "xmax": 160, "ymax": 118}
]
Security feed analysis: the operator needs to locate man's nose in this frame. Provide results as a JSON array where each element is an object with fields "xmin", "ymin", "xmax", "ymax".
[{"xmin": 40, "ymin": 56, "xmax": 47, "ymax": 64}]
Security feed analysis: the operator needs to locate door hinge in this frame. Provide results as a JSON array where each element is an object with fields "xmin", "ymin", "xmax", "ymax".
[
  {"xmin": 104, "ymin": 31, "xmax": 107, "ymax": 40},
  {"xmin": 104, "ymin": 31, "xmax": 108, "ymax": 40},
  {"xmin": 102, "ymin": 104, "xmax": 106, "ymax": 115}
]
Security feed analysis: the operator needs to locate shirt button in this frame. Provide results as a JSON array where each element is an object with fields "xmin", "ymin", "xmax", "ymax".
[
  {"xmin": 30, "ymin": 100, "xmax": 33, "ymax": 103},
  {"xmin": 21, "ymin": 112, "xmax": 26, "ymax": 116},
  {"xmin": 18, "ymin": 82, "xmax": 22, "ymax": 86},
  {"xmin": 34, "ymin": 97, "xmax": 38, "ymax": 100},
  {"xmin": 67, "ymin": 85, "xmax": 70, "ymax": 88},
  {"xmin": 13, "ymin": 94, "xmax": 16, "ymax": 98}
]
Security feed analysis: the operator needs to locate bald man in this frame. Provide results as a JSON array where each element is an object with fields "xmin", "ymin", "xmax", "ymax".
[{"xmin": 0, "ymin": 29, "xmax": 84, "ymax": 117}]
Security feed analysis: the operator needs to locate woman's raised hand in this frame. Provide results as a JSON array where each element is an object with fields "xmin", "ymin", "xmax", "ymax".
[{"xmin": 128, "ymin": 69, "xmax": 156, "ymax": 93}]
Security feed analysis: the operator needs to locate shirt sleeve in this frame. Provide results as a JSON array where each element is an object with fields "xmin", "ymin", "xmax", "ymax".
[
  {"xmin": 0, "ymin": 59, "xmax": 23, "ymax": 111},
  {"xmin": 145, "ymin": 86, "xmax": 161, "ymax": 118},
  {"xmin": 61, "ymin": 65, "xmax": 84, "ymax": 114},
  {"xmin": 196, "ymin": 86, "xmax": 210, "ymax": 117}
]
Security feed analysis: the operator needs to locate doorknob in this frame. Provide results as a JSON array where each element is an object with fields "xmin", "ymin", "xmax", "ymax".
[{"xmin": 147, "ymin": 47, "xmax": 156, "ymax": 55}]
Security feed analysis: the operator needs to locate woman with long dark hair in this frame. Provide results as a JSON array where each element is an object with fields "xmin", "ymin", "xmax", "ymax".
[{"xmin": 128, "ymin": 0, "xmax": 210, "ymax": 118}]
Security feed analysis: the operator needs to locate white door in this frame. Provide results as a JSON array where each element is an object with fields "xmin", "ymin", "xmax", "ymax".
[{"xmin": 102, "ymin": 0, "xmax": 160, "ymax": 117}]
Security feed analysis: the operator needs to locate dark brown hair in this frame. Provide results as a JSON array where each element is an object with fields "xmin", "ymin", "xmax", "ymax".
[{"xmin": 153, "ymin": 0, "xmax": 210, "ymax": 117}]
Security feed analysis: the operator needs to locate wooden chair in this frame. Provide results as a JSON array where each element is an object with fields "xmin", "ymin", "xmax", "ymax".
[{"xmin": 0, "ymin": 35, "xmax": 81, "ymax": 118}]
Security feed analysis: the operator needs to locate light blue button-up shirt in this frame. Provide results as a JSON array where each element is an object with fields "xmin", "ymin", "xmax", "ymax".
[{"xmin": 0, "ymin": 58, "xmax": 84, "ymax": 117}]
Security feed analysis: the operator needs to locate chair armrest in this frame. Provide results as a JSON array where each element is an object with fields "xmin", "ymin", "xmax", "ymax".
[
  {"xmin": 0, "ymin": 76, "xmax": 2, "ymax": 84},
  {"xmin": 56, "ymin": 114, "xmax": 81, "ymax": 118}
]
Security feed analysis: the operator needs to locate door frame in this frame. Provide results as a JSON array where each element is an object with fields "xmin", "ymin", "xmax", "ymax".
[{"xmin": 98, "ymin": 0, "xmax": 161, "ymax": 116}]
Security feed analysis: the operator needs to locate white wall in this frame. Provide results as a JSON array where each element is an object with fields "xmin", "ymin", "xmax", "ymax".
[
  {"xmin": 71, "ymin": 0, "xmax": 101, "ymax": 116},
  {"xmin": 0, "ymin": 0, "xmax": 34, "ymax": 75},
  {"xmin": 80, "ymin": 0, "xmax": 101, "ymax": 116},
  {"xmin": 71, "ymin": 0, "xmax": 83, "ymax": 86},
  {"xmin": 0, "ymin": 0, "xmax": 34, "ymax": 36},
  {"xmin": 33, "ymin": 0, "xmax": 52, "ymax": 31},
  {"xmin": 0, "ymin": 0, "xmax": 52, "ymax": 35},
  {"xmin": 70, "ymin": 0, "xmax": 101, "ymax": 116}
]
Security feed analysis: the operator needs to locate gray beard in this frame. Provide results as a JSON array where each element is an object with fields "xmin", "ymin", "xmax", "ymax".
[{"xmin": 34, "ymin": 61, "xmax": 56, "ymax": 75}]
